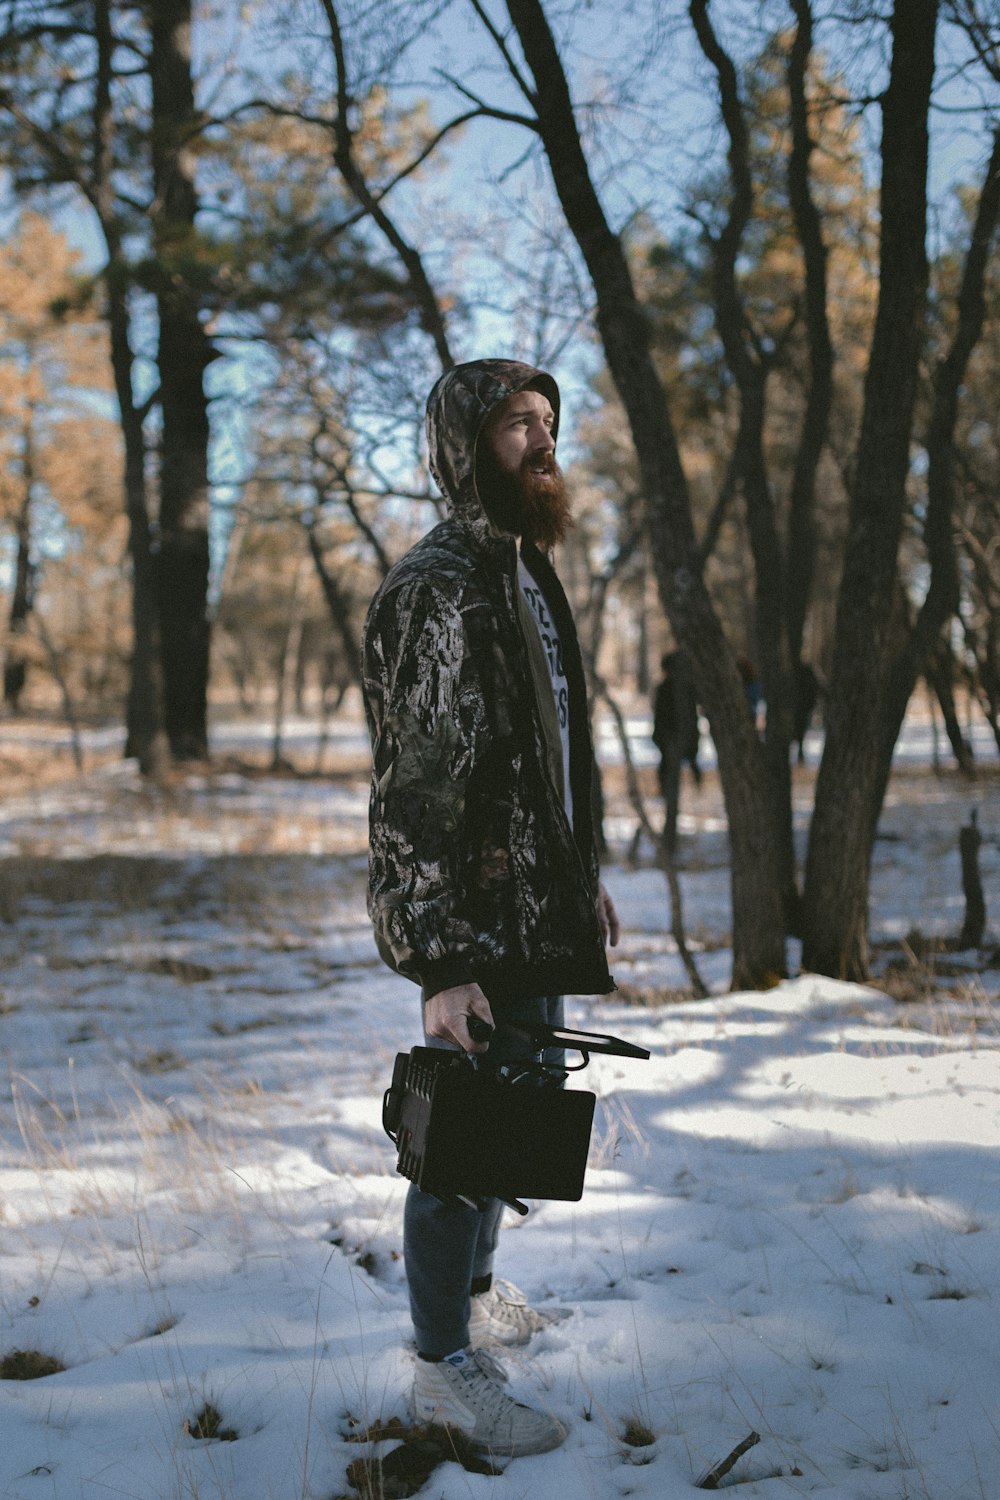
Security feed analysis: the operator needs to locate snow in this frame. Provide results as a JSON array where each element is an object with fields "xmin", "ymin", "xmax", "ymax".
[{"xmin": 1, "ymin": 710, "xmax": 998, "ymax": 1499}]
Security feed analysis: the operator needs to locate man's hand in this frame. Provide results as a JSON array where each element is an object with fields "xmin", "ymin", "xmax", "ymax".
[
  {"xmin": 598, "ymin": 881, "xmax": 620, "ymax": 948},
  {"xmin": 425, "ymin": 983, "xmax": 495, "ymax": 1053}
]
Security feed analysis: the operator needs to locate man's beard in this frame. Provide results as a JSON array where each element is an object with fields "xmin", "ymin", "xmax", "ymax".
[{"xmin": 476, "ymin": 446, "xmax": 573, "ymax": 551}]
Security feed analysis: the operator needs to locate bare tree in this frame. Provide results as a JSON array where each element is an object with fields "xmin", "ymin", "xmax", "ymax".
[
  {"xmin": 872, "ymin": 125, "xmax": 1000, "ymax": 800},
  {"xmin": 801, "ymin": 1, "xmax": 940, "ymax": 977},
  {"xmin": 149, "ymin": 0, "xmax": 215, "ymax": 760},
  {"xmin": 492, "ymin": 0, "xmax": 789, "ymax": 989},
  {"xmin": 687, "ymin": 0, "xmax": 799, "ymax": 928},
  {"xmin": 0, "ymin": 0, "xmax": 171, "ymax": 774}
]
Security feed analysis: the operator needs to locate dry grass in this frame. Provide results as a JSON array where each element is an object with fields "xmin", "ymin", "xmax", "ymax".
[
  {"xmin": 0, "ymin": 740, "xmax": 121, "ymax": 794},
  {"xmin": 10, "ymin": 1069, "xmax": 271, "ymax": 1224},
  {"xmin": 186, "ymin": 1401, "xmax": 239, "ymax": 1442},
  {"xmin": 0, "ymin": 854, "xmax": 179, "ymax": 921},
  {"xmin": 611, "ymin": 980, "xmax": 704, "ymax": 1008},
  {"xmin": 621, "ymin": 1415, "xmax": 657, "ymax": 1448},
  {"xmin": 0, "ymin": 849, "xmax": 344, "ymax": 934},
  {"xmin": 871, "ymin": 935, "xmax": 1000, "ymax": 1013},
  {"xmin": 0, "ymin": 1348, "xmax": 66, "ymax": 1380}
]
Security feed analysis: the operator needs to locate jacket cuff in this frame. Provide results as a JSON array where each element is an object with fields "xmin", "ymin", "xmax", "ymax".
[{"xmin": 419, "ymin": 955, "xmax": 477, "ymax": 1003}]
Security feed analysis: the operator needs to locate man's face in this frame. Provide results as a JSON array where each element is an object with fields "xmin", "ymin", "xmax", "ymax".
[
  {"xmin": 488, "ymin": 389, "xmax": 556, "ymax": 477},
  {"xmin": 478, "ymin": 388, "xmax": 571, "ymax": 549}
]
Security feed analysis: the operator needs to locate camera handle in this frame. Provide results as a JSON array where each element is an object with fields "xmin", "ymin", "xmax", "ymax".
[{"xmin": 466, "ymin": 1012, "xmax": 650, "ymax": 1068}]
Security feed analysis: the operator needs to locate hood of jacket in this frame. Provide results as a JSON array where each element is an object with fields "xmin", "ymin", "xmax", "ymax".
[{"xmin": 425, "ymin": 359, "xmax": 560, "ymax": 543}]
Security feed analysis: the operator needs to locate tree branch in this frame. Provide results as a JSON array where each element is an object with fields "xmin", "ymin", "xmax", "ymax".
[
  {"xmin": 688, "ymin": 0, "xmax": 756, "ymax": 385},
  {"xmin": 945, "ymin": 0, "xmax": 1000, "ymax": 85},
  {"xmin": 689, "ymin": 0, "xmax": 798, "ymax": 927},
  {"xmin": 465, "ymin": 0, "xmax": 539, "ymax": 108},
  {"xmin": 318, "ymin": 0, "xmax": 455, "ymax": 370},
  {"xmin": 886, "ymin": 122, "xmax": 1000, "ymax": 719},
  {"xmin": 433, "ymin": 69, "xmax": 538, "ymax": 129},
  {"xmin": 0, "ymin": 89, "xmax": 98, "ymax": 208},
  {"xmin": 785, "ymin": 0, "xmax": 833, "ymax": 666}
]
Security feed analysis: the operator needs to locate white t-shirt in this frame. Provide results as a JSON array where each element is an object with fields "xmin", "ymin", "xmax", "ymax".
[{"xmin": 517, "ymin": 555, "xmax": 573, "ymax": 824}]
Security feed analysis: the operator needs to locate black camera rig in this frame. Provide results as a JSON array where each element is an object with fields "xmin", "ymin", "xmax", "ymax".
[{"xmin": 382, "ymin": 1020, "xmax": 650, "ymax": 1215}]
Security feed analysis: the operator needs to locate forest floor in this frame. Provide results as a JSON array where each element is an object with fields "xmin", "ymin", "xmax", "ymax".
[{"xmin": 0, "ymin": 702, "xmax": 998, "ymax": 1500}]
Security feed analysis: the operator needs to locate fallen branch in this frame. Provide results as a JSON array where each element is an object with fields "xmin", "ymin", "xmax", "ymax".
[{"xmin": 695, "ymin": 1429, "xmax": 761, "ymax": 1488}]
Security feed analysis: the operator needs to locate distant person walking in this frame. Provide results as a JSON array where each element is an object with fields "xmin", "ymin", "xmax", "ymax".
[{"xmin": 651, "ymin": 651, "xmax": 701, "ymax": 855}]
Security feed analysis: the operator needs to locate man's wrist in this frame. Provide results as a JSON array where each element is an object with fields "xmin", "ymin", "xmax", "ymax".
[{"xmin": 420, "ymin": 957, "xmax": 477, "ymax": 1003}]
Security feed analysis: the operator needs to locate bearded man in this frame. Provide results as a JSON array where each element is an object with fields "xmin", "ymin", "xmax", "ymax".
[{"xmin": 362, "ymin": 358, "xmax": 619, "ymax": 1457}]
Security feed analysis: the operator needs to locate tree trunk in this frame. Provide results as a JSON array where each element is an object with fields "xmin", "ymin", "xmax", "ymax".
[
  {"xmin": 271, "ymin": 554, "xmax": 309, "ymax": 770},
  {"xmin": 958, "ymin": 518, "xmax": 1000, "ymax": 755},
  {"xmin": 112, "ymin": 272, "xmax": 170, "ymax": 779},
  {"xmin": 690, "ymin": 0, "xmax": 798, "ymax": 929},
  {"xmin": 4, "ymin": 417, "xmax": 35, "ymax": 711},
  {"xmin": 926, "ymin": 640, "xmax": 975, "ymax": 775},
  {"xmin": 801, "ymin": 0, "xmax": 939, "ymax": 978},
  {"xmin": 94, "ymin": 0, "xmax": 170, "ymax": 776},
  {"xmin": 868, "ymin": 126, "xmax": 1000, "ymax": 811},
  {"xmin": 958, "ymin": 812, "xmax": 985, "ymax": 949},
  {"xmin": 150, "ymin": 0, "xmax": 214, "ymax": 761},
  {"xmin": 32, "ymin": 609, "xmax": 84, "ymax": 772},
  {"xmin": 785, "ymin": 0, "xmax": 833, "ymax": 674},
  {"xmin": 305, "ymin": 523, "xmax": 363, "ymax": 687},
  {"xmin": 505, "ymin": 0, "xmax": 786, "ymax": 988}
]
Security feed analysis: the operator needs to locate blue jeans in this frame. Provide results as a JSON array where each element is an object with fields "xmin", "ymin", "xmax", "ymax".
[{"xmin": 404, "ymin": 993, "xmax": 565, "ymax": 1358}]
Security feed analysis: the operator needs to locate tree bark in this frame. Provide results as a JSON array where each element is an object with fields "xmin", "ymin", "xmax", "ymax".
[
  {"xmin": 690, "ymin": 0, "xmax": 798, "ymax": 929},
  {"xmin": 801, "ymin": 0, "xmax": 939, "ymax": 978},
  {"xmin": 504, "ymin": 0, "xmax": 786, "ymax": 989},
  {"xmin": 958, "ymin": 812, "xmax": 985, "ymax": 949},
  {"xmin": 94, "ymin": 0, "xmax": 170, "ymax": 776},
  {"xmin": 868, "ymin": 125, "xmax": 1000, "ymax": 809},
  {"xmin": 926, "ymin": 638, "xmax": 975, "ymax": 776},
  {"xmin": 111, "ymin": 260, "xmax": 170, "ymax": 778},
  {"xmin": 958, "ymin": 521, "xmax": 1000, "ymax": 756},
  {"xmin": 4, "ymin": 414, "xmax": 35, "ymax": 711},
  {"xmin": 149, "ymin": 0, "xmax": 214, "ymax": 761},
  {"xmin": 271, "ymin": 553, "xmax": 310, "ymax": 770},
  {"xmin": 785, "ymin": 0, "xmax": 833, "ymax": 673},
  {"xmin": 305, "ymin": 522, "xmax": 364, "ymax": 688}
]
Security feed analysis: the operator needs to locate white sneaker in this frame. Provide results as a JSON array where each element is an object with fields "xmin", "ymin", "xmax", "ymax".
[
  {"xmin": 412, "ymin": 1348, "xmax": 566, "ymax": 1457},
  {"xmin": 469, "ymin": 1278, "xmax": 573, "ymax": 1348}
]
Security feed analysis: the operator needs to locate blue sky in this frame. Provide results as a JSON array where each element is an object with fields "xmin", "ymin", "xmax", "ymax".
[{"xmin": 6, "ymin": 0, "xmax": 997, "ymax": 577}]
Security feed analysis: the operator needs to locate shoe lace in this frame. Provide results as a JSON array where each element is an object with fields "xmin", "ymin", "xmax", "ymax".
[
  {"xmin": 488, "ymin": 1278, "xmax": 527, "ymax": 1308},
  {"xmin": 479, "ymin": 1279, "xmax": 545, "ymax": 1331},
  {"xmin": 469, "ymin": 1348, "xmax": 509, "ymax": 1385},
  {"xmin": 442, "ymin": 1351, "xmax": 522, "ymax": 1421}
]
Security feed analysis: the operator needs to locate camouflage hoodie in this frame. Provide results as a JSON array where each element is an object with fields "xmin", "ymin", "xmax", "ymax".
[{"xmin": 362, "ymin": 359, "xmax": 614, "ymax": 1006}]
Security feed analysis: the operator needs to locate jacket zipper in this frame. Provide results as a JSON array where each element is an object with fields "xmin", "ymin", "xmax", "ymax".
[{"xmin": 502, "ymin": 540, "xmax": 608, "ymax": 959}]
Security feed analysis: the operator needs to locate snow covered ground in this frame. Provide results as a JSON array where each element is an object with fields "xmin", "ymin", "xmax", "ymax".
[{"xmin": 0, "ymin": 709, "xmax": 998, "ymax": 1500}]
